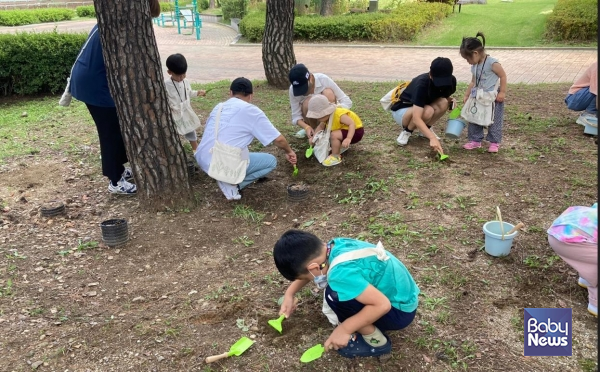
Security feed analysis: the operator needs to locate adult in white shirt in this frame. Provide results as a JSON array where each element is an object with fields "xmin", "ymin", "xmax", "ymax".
[
  {"xmin": 196, "ymin": 78, "xmax": 297, "ymax": 200},
  {"xmin": 288, "ymin": 63, "xmax": 352, "ymax": 141}
]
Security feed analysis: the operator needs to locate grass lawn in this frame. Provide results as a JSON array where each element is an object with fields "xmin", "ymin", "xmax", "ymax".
[{"xmin": 414, "ymin": 0, "xmax": 596, "ymax": 47}]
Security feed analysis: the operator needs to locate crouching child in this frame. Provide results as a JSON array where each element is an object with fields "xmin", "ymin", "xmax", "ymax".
[{"xmin": 273, "ymin": 230, "xmax": 419, "ymax": 358}]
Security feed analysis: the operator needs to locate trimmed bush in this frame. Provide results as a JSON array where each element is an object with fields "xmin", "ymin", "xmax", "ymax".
[
  {"xmin": 239, "ymin": 2, "xmax": 451, "ymax": 42},
  {"xmin": 160, "ymin": 2, "xmax": 176, "ymax": 12},
  {"xmin": 545, "ymin": 0, "xmax": 598, "ymax": 41},
  {"xmin": 0, "ymin": 9, "xmax": 74, "ymax": 26},
  {"xmin": 0, "ymin": 31, "xmax": 87, "ymax": 96},
  {"xmin": 221, "ymin": 0, "xmax": 248, "ymax": 21},
  {"xmin": 198, "ymin": 0, "xmax": 210, "ymax": 11},
  {"xmin": 75, "ymin": 5, "xmax": 96, "ymax": 18}
]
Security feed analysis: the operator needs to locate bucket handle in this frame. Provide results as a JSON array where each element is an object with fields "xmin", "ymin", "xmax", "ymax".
[{"xmin": 496, "ymin": 206, "xmax": 505, "ymax": 240}]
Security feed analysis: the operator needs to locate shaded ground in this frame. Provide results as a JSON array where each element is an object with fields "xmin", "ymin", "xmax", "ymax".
[{"xmin": 0, "ymin": 82, "xmax": 597, "ymax": 372}]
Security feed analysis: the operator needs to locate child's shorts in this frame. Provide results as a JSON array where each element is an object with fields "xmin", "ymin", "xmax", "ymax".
[
  {"xmin": 391, "ymin": 107, "xmax": 410, "ymax": 128},
  {"xmin": 341, "ymin": 127, "xmax": 364, "ymax": 144}
]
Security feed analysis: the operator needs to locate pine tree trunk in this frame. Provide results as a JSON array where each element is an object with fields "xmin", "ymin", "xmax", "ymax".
[
  {"xmin": 262, "ymin": 0, "xmax": 296, "ymax": 89},
  {"xmin": 209, "ymin": 0, "xmax": 215, "ymax": 9},
  {"xmin": 93, "ymin": 0, "xmax": 194, "ymax": 210},
  {"xmin": 320, "ymin": 0, "xmax": 333, "ymax": 16}
]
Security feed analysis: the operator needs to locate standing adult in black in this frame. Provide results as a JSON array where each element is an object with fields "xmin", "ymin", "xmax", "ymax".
[{"xmin": 69, "ymin": 0, "xmax": 161, "ymax": 194}]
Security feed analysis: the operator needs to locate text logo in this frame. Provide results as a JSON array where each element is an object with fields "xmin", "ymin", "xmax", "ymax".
[{"xmin": 524, "ymin": 308, "xmax": 572, "ymax": 356}]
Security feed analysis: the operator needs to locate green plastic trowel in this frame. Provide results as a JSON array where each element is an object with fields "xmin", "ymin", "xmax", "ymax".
[{"xmin": 300, "ymin": 344, "xmax": 326, "ymax": 363}]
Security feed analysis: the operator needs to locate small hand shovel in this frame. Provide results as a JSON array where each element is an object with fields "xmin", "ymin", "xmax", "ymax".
[
  {"xmin": 437, "ymin": 152, "xmax": 449, "ymax": 161},
  {"xmin": 300, "ymin": 344, "xmax": 326, "ymax": 363},
  {"xmin": 205, "ymin": 337, "xmax": 254, "ymax": 364},
  {"xmin": 305, "ymin": 145, "xmax": 313, "ymax": 158},
  {"xmin": 449, "ymin": 107, "xmax": 462, "ymax": 120},
  {"xmin": 292, "ymin": 165, "xmax": 299, "ymax": 177},
  {"xmin": 268, "ymin": 298, "xmax": 299, "ymax": 333}
]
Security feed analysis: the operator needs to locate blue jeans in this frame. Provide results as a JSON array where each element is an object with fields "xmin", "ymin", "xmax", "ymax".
[
  {"xmin": 565, "ymin": 87, "xmax": 597, "ymax": 114},
  {"xmin": 325, "ymin": 286, "xmax": 416, "ymax": 332},
  {"xmin": 239, "ymin": 153, "xmax": 277, "ymax": 189}
]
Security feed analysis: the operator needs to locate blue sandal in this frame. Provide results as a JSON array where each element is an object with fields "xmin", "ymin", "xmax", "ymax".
[{"xmin": 337, "ymin": 333, "xmax": 392, "ymax": 359}]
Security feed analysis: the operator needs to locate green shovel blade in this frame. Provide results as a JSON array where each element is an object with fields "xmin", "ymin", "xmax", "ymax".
[
  {"xmin": 300, "ymin": 344, "xmax": 325, "ymax": 363},
  {"xmin": 449, "ymin": 107, "xmax": 462, "ymax": 120},
  {"xmin": 268, "ymin": 314, "xmax": 285, "ymax": 333},
  {"xmin": 227, "ymin": 337, "xmax": 255, "ymax": 357},
  {"xmin": 305, "ymin": 145, "xmax": 313, "ymax": 158},
  {"xmin": 439, "ymin": 154, "xmax": 449, "ymax": 161},
  {"xmin": 292, "ymin": 165, "xmax": 299, "ymax": 177}
]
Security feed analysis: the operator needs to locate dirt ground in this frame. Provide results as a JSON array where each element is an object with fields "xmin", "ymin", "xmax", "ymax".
[{"xmin": 0, "ymin": 83, "xmax": 597, "ymax": 372}]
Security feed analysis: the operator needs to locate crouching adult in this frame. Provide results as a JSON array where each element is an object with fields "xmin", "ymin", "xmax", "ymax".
[{"xmin": 195, "ymin": 78, "xmax": 297, "ymax": 200}]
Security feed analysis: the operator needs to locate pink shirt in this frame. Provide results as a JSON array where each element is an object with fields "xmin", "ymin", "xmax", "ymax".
[{"xmin": 568, "ymin": 62, "xmax": 598, "ymax": 95}]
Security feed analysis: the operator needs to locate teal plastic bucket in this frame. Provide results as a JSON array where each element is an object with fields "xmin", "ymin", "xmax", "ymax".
[
  {"xmin": 483, "ymin": 221, "xmax": 518, "ymax": 257},
  {"xmin": 445, "ymin": 119, "xmax": 466, "ymax": 139}
]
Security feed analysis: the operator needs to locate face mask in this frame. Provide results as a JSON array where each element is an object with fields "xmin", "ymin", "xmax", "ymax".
[{"xmin": 311, "ymin": 271, "xmax": 328, "ymax": 290}]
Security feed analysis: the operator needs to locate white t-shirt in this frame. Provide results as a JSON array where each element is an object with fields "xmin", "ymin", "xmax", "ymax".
[
  {"xmin": 289, "ymin": 73, "xmax": 352, "ymax": 126},
  {"xmin": 196, "ymin": 97, "xmax": 281, "ymax": 173}
]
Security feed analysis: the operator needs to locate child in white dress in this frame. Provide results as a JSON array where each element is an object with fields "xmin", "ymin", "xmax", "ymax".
[{"xmin": 164, "ymin": 53, "xmax": 205, "ymax": 152}]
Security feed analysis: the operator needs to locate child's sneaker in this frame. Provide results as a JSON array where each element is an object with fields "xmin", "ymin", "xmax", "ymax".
[
  {"xmin": 578, "ymin": 277, "xmax": 591, "ymax": 288},
  {"xmin": 588, "ymin": 303, "xmax": 598, "ymax": 317},
  {"xmin": 462, "ymin": 141, "xmax": 482, "ymax": 150},
  {"xmin": 218, "ymin": 181, "xmax": 242, "ymax": 200},
  {"xmin": 396, "ymin": 130, "xmax": 412, "ymax": 146},
  {"xmin": 108, "ymin": 177, "xmax": 137, "ymax": 195},
  {"xmin": 294, "ymin": 128, "xmax": 307, "ymax": 138},
  {"xmin": 417, "ymin": 129, "xmax": 440, "ymax": 140},
  {"xmin": 488, "ymin": 143, "xmax": 500, "ymax": 153},
  {"xmin": 122, "ymin": 167, "xmax": 133, "ymax": 180},
  {"xmin": 337, "ymin": 333, "xmax": 392, "ymax": 359},
  {"xmin": 323, "ymin": 155, "xmax": 342, "ymax": 167}
]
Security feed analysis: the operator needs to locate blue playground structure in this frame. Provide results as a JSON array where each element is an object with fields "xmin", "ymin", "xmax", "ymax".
[{"xmin": 153, "ymin": 0, "xmax": 202, "ymax": 40}]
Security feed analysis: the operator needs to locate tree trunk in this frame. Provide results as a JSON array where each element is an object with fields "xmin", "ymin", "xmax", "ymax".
[
  {"xmin": 93, "ymin": 0, "xmax": 194, "ymax": 210},
  {"xmin": 262, "ymin": 0, "xmax": 296, "ymax": 89},
  {"xmin": 209, "ymin": 0, "xmax": 215, "ymax": 9},
  {"xmin": 320, "ymin": 0, "xmax": 333, "ymax": 16}
]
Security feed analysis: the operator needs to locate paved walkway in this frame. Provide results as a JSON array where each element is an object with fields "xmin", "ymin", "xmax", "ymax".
[{"xmin": 1, "ymin": 19, "xmax": 596, "ymax": 85}]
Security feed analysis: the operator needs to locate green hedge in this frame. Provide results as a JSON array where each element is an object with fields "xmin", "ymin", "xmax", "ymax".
[
  {"xmin": 160, "ymin": 2, "xmax": 176, "ymax": 12},
  {"xmin": 0, "ymin": 31, "xmax": 87, "ymax": 96},
  {"xmin": 75, "ymin": 5, "xmax": 96, "ymax": 18},
  {"xmin": 545, "ymin": 0, "xmax": 598, "ymax": 41},
  {"xmin": 0, "ymin": 8, "xmax": 74, "ymax": 26},
  {"xmin": 221, "ymin": 0, "xmax": 247, "ymax": 21},
  {"xmin": 240, "ymin": 2, "xmax": 451, "ymax": 42}
]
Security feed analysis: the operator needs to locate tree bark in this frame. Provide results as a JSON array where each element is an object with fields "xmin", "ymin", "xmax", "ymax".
[
  {"xmin": 209, "ymin": 0, "xmax": 215, "ymax": 9},
  {"xmin": 262, "ymin": 0, "xmax": 296, "ymax": 89},
  {"xmin": 320, "ymin": 0, "xmax": 333, "ymax": 16},
  {"xmin": 93, "ymin": 0, "xmax": 195, "ymax": 210}
]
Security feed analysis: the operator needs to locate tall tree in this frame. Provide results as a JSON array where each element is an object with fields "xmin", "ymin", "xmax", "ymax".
[
  {"xmin": 93, "ymin": 0, "xmax": 194, "ymax": 209},
  {"xmin": 262, "ymin": 0, "xmax": 296, "ymax": 89},
  {"xmin": 320, "ymin": 0, "xmax": 333, "ymax": 16}
]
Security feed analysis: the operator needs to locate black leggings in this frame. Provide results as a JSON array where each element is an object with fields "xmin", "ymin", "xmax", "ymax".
[{"xmin": 86, "ymin": 104, "xmax": 128, "ymax": 184}]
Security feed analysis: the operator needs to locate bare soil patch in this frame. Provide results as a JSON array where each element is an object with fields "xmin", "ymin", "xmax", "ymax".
[{"xmin": 0, "ymin": 83, "xmax": 597, "ymax": 372}]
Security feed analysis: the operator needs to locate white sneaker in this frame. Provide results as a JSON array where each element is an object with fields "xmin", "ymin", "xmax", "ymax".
[
  {"xmin": 108, "ymin": 177, "xmax": 137, "ymax": 194},
  {"xmin": 588, "ymin": 303, "xmax": 598, "ymax": 317},
  {"xmin": 122, "ymin": 167, "xmax": 133, "ymax": 180},
  {"xmin": 418, "ymin": 128, "xmax": 440, "ymax": 139},
  {"xmin": 217, "ymin": 181, "xmax": 241, "ymax": 200},
  {"xmin": 576, "ymin": 113, "xmax": 597, "ymax": 126},
  {"xmin": 294, "ymin": 128, "xmax": 307, "ymax": 138},
  {"xmin": 578, "ymin": 277, "xmax": 591, "ymax": 288},
  {"xmin": 396, "ymin": 130, "xmax": 412, "ymax": 146}
]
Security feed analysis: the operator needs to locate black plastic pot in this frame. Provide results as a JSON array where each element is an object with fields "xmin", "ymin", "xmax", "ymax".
[
  {"xmin": 40, "ymin": 201, "xmax": 65, "ymax": 217},
  {"xmin": 287, "ymin": 184, "xmax": 309, "ymax": 202},
  {"xmin": 187, "ymin": 160, "xmax": 197, "ymax": 179},
  {"xmin": 100, "ymin": 219, "xmax": 129, "ymax": 247}
]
